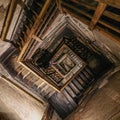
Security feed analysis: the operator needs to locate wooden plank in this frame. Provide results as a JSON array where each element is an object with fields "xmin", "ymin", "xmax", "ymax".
[
  {"xmin": 56, "ymin": 0, "xmax": 63, "ymax": 13},
  {"xmin": 89, "ymin": 2, "xmax": 107, "ymax": 30},
  {"xmin": 72, "ymin": 0, "xmax": 120, "ymax": 23},
  {"xmin": 98, "ymin": 20, "xmax": 120, "ymax": 34},
  {"xmin": 32, "ymin": 35, "xmax": 43, "ymax": 43},
  {"xmin": 71, "ymin": 0, "xmax": 95, "ymax": 10},
  {"xmin": 104, "ymin": 11, "xmax": 120, "ymax": 22},
  {"xmin": 17, "ymin": 0, "xmax": 52, "ymax": 62},
  {"xmin": 62, "ymin": 2, "xmax": 92, "ymax": 19},
  {"xmin": 63, "ymin": 8, "xmax": 90, "ymax": 26},
  {"xmin": 62, "ymin": 3, "xmax": 120, "ymax": 44},
  {"xmin": 95, "ymin": 27, "xmax": 120, "ymax": 45},
  {"xmin": 72, "ymin": 0, "xmax": 120, "ymax": 22},
  {"xmin": 96, "ymin": 0, "xmax": 120, "ymax": 9},
  {"xmin": 1, "ymin": 0, "xmax": 17, "ymax": 41},
  {"xmin": 63, "ymin": 4, "xmax": 120, "ymax": 34}
]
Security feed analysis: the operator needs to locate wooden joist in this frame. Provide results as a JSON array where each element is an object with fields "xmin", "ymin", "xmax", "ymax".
[
  {"xmin": 56, "ymin": 0, "xmax": 63, "ymax": 13},
  {"xmin": 71, "ymin": 0, "xmax": 95, "ymax": 10},
  {"xmin": 103, "ymin": 11, "xmax": 120, "ymax": 23},
  {"xmin": 32, "ymin": 35, "xmax": 43, "ymax": 43},
  {"xmin": 89, "ymin": 2, "xmax": 107, "ymax": 30},
  {"xmin": 63, "ymin": 2, "xmax": 120, "ymax": 34},
  {"xmin": 62, "ymin": 2, "xmax": 92, "ymax": 19},
  {"xmin": 63, "ymin": 4, "xmax": 120, "ymax": 44},
  {"xmin": 96, "ymin": 0, "xmax": 120, "ymax": 9},
  {"xmin": 72, "ymin": 0, "xmax": 120, "ymax": 23}
]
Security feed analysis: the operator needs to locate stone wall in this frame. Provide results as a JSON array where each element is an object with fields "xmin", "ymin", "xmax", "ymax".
[
  {"xmin": 66, "ymin": 70, "xmax": 120, "ymax": 120},
  {"xmin": 0, "ymin": 77, "xmax": 46, "ymax": 120}
]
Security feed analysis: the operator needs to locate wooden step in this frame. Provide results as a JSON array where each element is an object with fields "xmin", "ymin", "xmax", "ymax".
[
  {"xmin": 69, "ymin": 82, "xmax": 80, "ymax": 95},
  {"xmin": 78, "ymin": 72, "xmax": 89, "ymax": 83},
  {"xmin": 65, "ymin": 85, "xmax": 76, "ymax": 98},
  {"xmin": 62, "ymin": 89, "xmax": 77, "ymax": 108},
  {"xmin": 72, "ymin": 79, "xmax": 84, "ymax": 91}
]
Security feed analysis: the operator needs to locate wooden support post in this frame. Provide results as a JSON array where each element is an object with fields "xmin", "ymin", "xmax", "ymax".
[
  {"xmin": 56, "ymin": 0, "xmax": 63, "ymax": 13},
  {"xmin": 1, "ymin": 0, "xmax": 17, "ymax": 41},
  {"xmin": 32, "ymin": 35, "xmax": 43, "ymax": 43},
  {"xmin": 89, "ymin": 2, "xmax": 107, "ymax": 30},
  {"xmin": 96, "ymin": 0, "xmax": 120, "ymax": 9},
  {"xmin": 71, "ymin": 0, "xmax": 120, "ymax": 22},
  {"xmin": 17, "ymin": 0, "xmax": 52, "ymax": 62}
]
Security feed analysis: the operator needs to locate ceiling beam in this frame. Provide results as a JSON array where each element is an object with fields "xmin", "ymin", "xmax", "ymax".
[
  {"xmin": 56, "ymin": 0, "xmax": 63, "ymax": 13},
  {"xmin": 17, "ymin": 0, "xmax": 52, "ymax": 62},
  {"xmin": 71, "ymin": 0, "xmax": 120, "ymax": 23},
  {"xmin": 32, "ymin": 35, "xmax": 43, "ymax": 43},
  {"xmin": 72, "ymin": 0, "xmax": 95, "ymax": 10},
  {"xmin": 63, "ymin": 4, "xmax": 120, "ymax": 44},
  {"xmin": 1, "ymin": 0, "xmax": 17, "ymax": 41},
  {"xmin": 62, "ymin": 2, "xmax": 120, "ymax": 34},
  {"xmin": 89, "ymin": 2, "xmax": 107, "ymax": 30},
  {"xmin": 96, "ymin": 0, "xmax": 120, "ymax": 9}
]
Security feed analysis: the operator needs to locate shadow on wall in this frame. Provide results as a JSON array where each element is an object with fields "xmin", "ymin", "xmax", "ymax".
[
  {"xmin": 0, "ymin": 78, "xmax": 46, "ymax": 120},
  {"xmin": 0, "ymin": 112, "xmax": 21, "ymax": 120},
  {"xmin": 0, "ymin": 100, "xmax": 21, "ymax": 120}
]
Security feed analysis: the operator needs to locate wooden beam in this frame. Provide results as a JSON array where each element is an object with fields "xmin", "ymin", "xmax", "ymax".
[
  {"xmin": 71, "ymin": 0, "xmax": 95, "ymax": 10},
  {"xmin": 71, "ymin": 0, "xmax": 120, "ymax": 22},
  {"xmin": 96, "ymin": 0, "xmax": 120, "ymax": 9},
  {"xmin": 32, "ymin": 35, "xmax": 43, "ymax": 43},
  {"xmin": 1, "ymin": 0, "xmax": 17, "ymax": 41},
  {"xmin": 99, "ymin": 20, "xmax": 120, "ymax": 34},
  {"xmin": 62, "ymin": 2, "xmax": 92, "ymax": 19},
  {"xmin": 56, "ymin": 0, "xmax": 63, "ymax": 13},
  {"xmin": 104, "ymin": 11, "xmax": 120, "ymax": 23},
  {"xmin": 63, "ymin": 6, "xmax": 120, "ymax": 45},
  {"xmin": 89, "ymin": 2, "xmax": 107, "ymax": 30},
  {"xmin": 63, "ymin": 8, "xmax": 90, "ymax": 29},
  {"xmin": 17, "ymin": 0, "xmax": 52, "ymax": 62},
  {"xmin": 62, "ymin": 2, "xmax": 120, "ymax": 34}
]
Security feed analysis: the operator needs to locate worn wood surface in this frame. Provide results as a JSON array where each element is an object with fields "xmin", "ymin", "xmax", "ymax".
[
  {"xmin": 96, "ymin": 0, "xmax": 120, "ymax": 9},
  {"xmin": 17, "ymin": 0, "xmax": 52, "ymax": 62},
  {"xmin": 89, "ymin": 2, "xmax": 107, "ymax": 30}
]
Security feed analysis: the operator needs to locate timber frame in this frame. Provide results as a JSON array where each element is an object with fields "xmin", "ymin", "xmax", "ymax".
[
  {"xmin": 14, "ymin": 0, "xmax": 120, "ymax": 92},
  {"xmin": 1, "ymin": 0, "xmax": 119, "ymax": 91},
  {"xmin": 10, "ymin": 0, "xmax": 119, "ymax": 62}
]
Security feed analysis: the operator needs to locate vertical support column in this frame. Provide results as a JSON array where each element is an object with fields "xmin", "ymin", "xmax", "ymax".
[
  {"xmin": 1, "ymin": 0, "xmax": 17, "ymax": 41},
  {"xmin": 89, "ymin": 2, "xmax": 107, "ymax": 30}
]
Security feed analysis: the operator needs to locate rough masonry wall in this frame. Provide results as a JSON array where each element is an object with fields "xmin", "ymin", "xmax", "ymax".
[
  {"xmin": 0, "ymin": 77, "xmax": 46, "ymax": 120},
  {"xmin": 66, "ymin": 70, "xmax": 120, "ymax": 120}
]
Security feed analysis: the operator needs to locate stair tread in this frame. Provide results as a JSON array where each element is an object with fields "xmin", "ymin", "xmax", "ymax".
[
  {"xmin": 69, "ymin": 82, "xmax": 80, "ymax": 94},
  {"xmin": 65, "ymin": 85, "xmax": 76, "ymax": 98},
  {"xmin": 72, "ymin": 79, "xmax": 84, "ymax": 91}
]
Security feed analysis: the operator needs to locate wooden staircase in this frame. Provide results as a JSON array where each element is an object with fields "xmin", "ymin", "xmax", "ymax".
[
  {"xmin": 48, "ymin": 66, "xmax": 94, "ymax": 119},
  {"xmin": 4, "ymin": 56, "xmax": 94, "ymax": 119}
]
